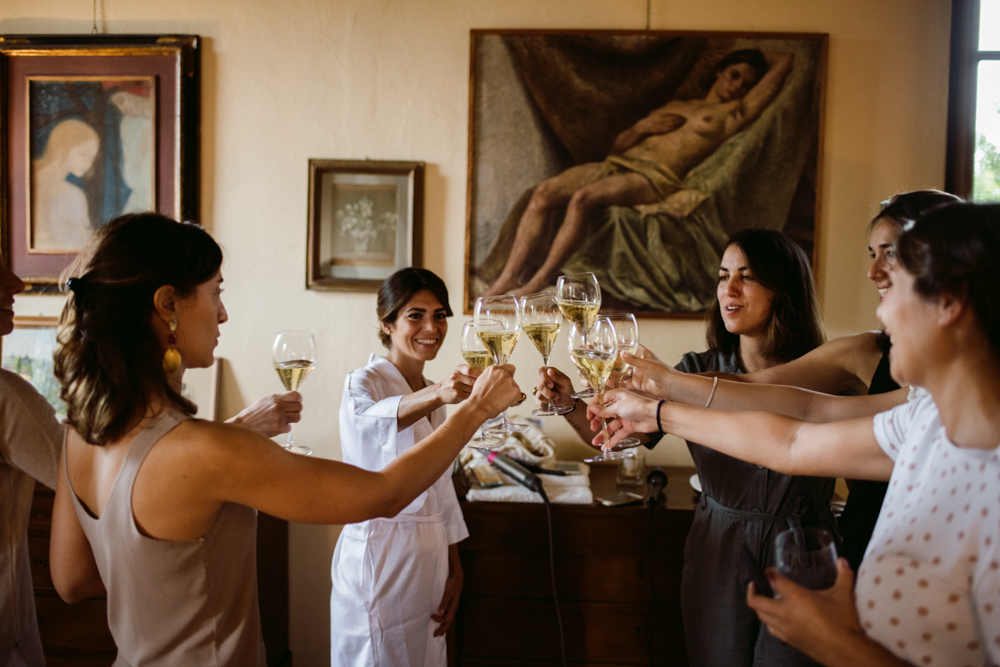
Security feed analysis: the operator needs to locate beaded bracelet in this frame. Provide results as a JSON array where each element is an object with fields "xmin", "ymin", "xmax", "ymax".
[{"xmin": 705, "ymin": 376, "xmax": 719, "ymax": 409}]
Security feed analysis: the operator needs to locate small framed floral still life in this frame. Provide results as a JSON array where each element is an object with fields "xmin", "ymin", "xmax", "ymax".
[{"xmin": 306, "ymin": 159, "xmax": 424, "ymax": 291}]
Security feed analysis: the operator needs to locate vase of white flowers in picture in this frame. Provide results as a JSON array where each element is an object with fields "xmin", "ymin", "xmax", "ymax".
[{"xmin": 336, "ymin": 196, "xmax": 399, "ymax": 255}]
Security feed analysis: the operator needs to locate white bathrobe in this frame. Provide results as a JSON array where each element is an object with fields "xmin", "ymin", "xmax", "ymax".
[{"xmin": 331, "ymin": 354, "xmax": 469, "ymax": 667}]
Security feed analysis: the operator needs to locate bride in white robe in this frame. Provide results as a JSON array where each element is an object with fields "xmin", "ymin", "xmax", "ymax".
[{"xmin": 331, "ymin": 268, "xmax": 480, "ymax": 667}]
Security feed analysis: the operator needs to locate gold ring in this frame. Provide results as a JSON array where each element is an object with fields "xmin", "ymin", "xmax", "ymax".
[
  {"xmin": 532, "ymin": 386, "xmax": 538, "ymax": 396},
  {"xmin": 518, "ymin": 392, "xmax": 527, "ymax": 403}
]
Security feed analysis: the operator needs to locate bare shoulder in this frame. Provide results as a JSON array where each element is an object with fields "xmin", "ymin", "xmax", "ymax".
[
  {"xmin": 154, "ymin": 419, "xmax": 275, "ymax": 468},
  {"xmin": 814, "ymin": 331, "xmax": 881, "ymax": 357}
]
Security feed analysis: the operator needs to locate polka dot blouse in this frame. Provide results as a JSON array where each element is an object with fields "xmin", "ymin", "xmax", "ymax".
[{"xmin": 859, "ymin": 395, "xmax": 1000, "ymax": 666}]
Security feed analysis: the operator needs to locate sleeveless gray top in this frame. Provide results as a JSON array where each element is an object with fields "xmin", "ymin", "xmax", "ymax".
[{"xmin": 66, "ymin": 409, "xmax": 266, "ymax": 666}]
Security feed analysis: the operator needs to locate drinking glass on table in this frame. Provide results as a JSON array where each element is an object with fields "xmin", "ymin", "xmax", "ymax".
[
  {"xmin": 272, "ymin": 330, "xmax": 316, "ymax": 456},
  {"xmin": 520, "ymin": 291, "xmax": 572, "ymax": 417},
  {"xmin": 774, "ymin": 527, "xmax": 839, "ymax": 590},
  {"xmin": 460, "ymin": 320, "xmax": 503, "ymax": 449},
  {"xmin": 606, "ymin": 313, "xmax": 641, "ymax": 450},
  {"xmin": 556, "ymin": 272, "xmax": 601, "ymax": 400},
  {"xmin": 474, "ymin": 295, "xmax": 525, "ymax": 434}
]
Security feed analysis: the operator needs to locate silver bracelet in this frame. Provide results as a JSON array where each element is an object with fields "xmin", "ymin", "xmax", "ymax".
[{"xmin": 705, "ymin": 376, "xmax": 719, "ymax": 409}]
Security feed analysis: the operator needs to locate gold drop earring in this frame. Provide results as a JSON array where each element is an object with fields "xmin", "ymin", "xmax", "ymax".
[{"xmin": 163, "ymin": 317, "xmax": 182, "ymax": 373}]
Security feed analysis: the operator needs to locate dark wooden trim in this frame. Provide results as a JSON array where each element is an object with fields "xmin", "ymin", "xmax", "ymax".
[{"xmin": 945, "ymin": 0, "xmax": 980, "ymax": 198}]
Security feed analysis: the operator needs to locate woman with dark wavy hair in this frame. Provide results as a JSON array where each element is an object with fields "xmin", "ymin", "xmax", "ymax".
[
  {"xmin": 538, "ymin": 228, "xmax": 826, "ymax": 666},
  {"xmin": 668, "ymin": 228, "xmax": 828, "ymax": 667},
  {"xmin": 49, "ymin": 213, "xmax": 521, "ymax": 666},
  {"xmin": 594, "ymin": 202, "xmax": 1000, "ymax": 666}
]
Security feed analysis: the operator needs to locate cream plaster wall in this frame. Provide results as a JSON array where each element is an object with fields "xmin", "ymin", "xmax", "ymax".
[{"xmin": 4, "ymin": 1, "xmax": 951, "ymax": 664}]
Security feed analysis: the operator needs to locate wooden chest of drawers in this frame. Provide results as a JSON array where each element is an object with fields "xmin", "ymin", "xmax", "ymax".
[{"xmin": 453, "ymin": 466, "xmax": 698, "ymax": 666}]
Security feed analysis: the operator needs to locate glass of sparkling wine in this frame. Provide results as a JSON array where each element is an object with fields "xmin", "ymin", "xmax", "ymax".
[
  {"xmin": 606, "ymin": 313, "xmax": 641, "ymax": 450},
  {"xmin": 474, "ymin": 295, "xmax": 526, "ymax": 434},
  {"xmin": 272, "ymin": 330, "xmax": 316, "ymax": 456},
  {"xmin": 568, "ymin": 317, "xmax": 629, "ymax": 463},
  {"xmin": 520, "ymin": 291, "xmax": 572, "ymax": 417},
  {"xmin": 460, "ymin": 321, "xmax": 503, "ymax": 449},
  {"xmin": 556, "ymin": 272, "xmax": 601, "ymax": 399}
]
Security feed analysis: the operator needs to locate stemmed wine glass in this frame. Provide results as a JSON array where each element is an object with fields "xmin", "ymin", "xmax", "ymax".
[
  {"xmin": 567, "ymin": 316, "xmax": 628, "ymax": 463},
  {"xmin": 606, "ymin": 313, "xmax": 641, "ymax": 450},
  {"xmin": 520, "ymin": 292, "xmax": 572, "ymax": 417},
  {"xmin": 272, "ymin": 330, "xmax": 316, "ymax": 456},
  {"xmin": 460, "ymin": 320, "xmax": 503, "ymax": 449},
  {"xmin": 474, "ymin": 295, "xmax": 525, "ymax": 434},
  {"xmin": 556, "ymin": 272, "xmax": 601, "ymax": 399}
]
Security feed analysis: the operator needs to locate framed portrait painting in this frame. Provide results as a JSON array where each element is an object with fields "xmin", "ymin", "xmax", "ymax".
[
  {"xmin": 0, "ymin": 34, "xmax": 200, "ymax": 293},
  {"xmin": 306, "ymin": 159, "xmax": 424, "ymax": 291},
  {"xmin": 465, "ymin": 30, "xmax": 827, "ymax": 316}
]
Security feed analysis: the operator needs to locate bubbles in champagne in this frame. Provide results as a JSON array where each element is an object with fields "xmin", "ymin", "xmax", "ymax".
[
  {"xmin": 556, "ymin": 299, "xmax": 599, "ymax": 333},
  {"xmin": 570, "ymin": 348, "xmax": 614, "ymax": 393},
  {"xmin": 523, "ymin": 323, "xmax": 560, "ymax": 360},
  {"xmin": 274, "ymin": 359, "xmax": 314, "ymax": 391},
  {"xmin": 462, "ymin": 351, "xmax": 494, "ymax": 372},
  {"xmin": 476, "ymin": 330, "xmax": 520, "ymax": 364}
]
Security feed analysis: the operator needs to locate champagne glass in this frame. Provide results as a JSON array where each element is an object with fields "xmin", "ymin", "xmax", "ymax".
[
  {"xmin": 606, "ymin": 313, "xmax": 641, "ymax": 450},
  {"xmin": 556, "ymin": 272, "xmax": 601, "ymax": 399},
  {"xmin": 460, "ymin": 320, "xmax": 503, "ymax": 449},
  {"xmin": 474, "ymin": 295, "xmax": 525, "ymax": 434},
  {"xmin": 520, "ymin": 292, "xmax": 572, "ymax": 417},
  {"xmin": 774, "ymin": 528, "xmax": 839, "ymax": 590},
  {"xmin": 567, "ymin": 317, "xmax": 628, "ymax": 463},
  {"xmin": 272, "ymin": 330, "xmax": 316, "ymax": 456}
]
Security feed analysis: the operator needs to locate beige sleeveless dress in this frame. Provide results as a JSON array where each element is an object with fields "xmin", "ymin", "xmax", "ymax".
[{"xmin": 66, "ymin": 409, "xmax": 266, "ymax": 666}]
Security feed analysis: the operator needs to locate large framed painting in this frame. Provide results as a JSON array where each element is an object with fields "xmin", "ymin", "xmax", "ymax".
[
  {"xmin": 0, "ymin": 34, "xmax": 200, "ymax": 293},
  {"xmin": 306, "ymin": 159, "xmax": 424, "ymax": 291},
  {"xmin": 465, "ymin": 30, "xmax": 827, "ymax": 316}
]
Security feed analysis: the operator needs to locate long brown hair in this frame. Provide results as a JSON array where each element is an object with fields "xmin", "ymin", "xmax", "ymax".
[
  {"xmin": 54, "ymin": 213, "xmax": 223, "ymax": 445},
  {"xmin": 706, "ymin": 229, "xmax": 824, "ymax": 368}
]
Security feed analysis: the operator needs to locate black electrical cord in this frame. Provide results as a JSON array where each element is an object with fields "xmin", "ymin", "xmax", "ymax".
[
  {"xmin": 539, "ymin": 489, "xmax": 567, "ymax": 667},
  {"xmin": 647, "ymin": 501, "xmax": 658, "ymax": 666}
]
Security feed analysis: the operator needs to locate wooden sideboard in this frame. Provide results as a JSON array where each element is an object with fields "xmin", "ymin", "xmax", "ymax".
[
  {"xmin": 27, "ymin": 482, "xmax": 292, "ymax": 666},
  {"xmin": 454, "ymin": 465, "xmax": 698, "ymax": 667}
]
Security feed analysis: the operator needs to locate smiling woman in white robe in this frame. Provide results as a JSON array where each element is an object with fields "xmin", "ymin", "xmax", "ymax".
[{"xmin": 331, "ymin": 268, "xmax": 478, "ymax": 667}]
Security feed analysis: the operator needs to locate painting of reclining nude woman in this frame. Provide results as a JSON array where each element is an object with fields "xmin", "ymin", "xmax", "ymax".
[{"xmin": 466, "ymin": 31, "xmax": 826, "ymax": 315}]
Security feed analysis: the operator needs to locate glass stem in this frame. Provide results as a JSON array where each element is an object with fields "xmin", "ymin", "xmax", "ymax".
[
  {"xmin": 598, "ymin": 391, "xmax": 611, "ymax": 450},
  {"xmin": 287, "ymin": 424, "xmax": 294, "ymax": 449},
  {"xmin": 541, "ymin": 357, "xmax": 552, "ymax": 411}
]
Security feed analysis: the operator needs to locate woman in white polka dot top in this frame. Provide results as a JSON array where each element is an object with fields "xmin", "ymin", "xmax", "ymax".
[{"xmin": 590, "ymin": 201, "xmax": 1000, "ymax": 666}]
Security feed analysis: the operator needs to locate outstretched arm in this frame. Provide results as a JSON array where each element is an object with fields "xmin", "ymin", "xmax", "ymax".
[
  {"xmin": 206, "ymin": 365, "xmax": 522, "ymax": 525},
  {"xmin": 589, "ymin": 389, "xmax": 894, "ymax": 481},
  {"xmin": 396, "ymin": 364, "xmax": 480, "ymax": 430},
  {"xmin": 707, "ymin": 332, "xmax": 883, "ymax": 396},
  {"xmin": 623, "ymin": 350, "xmax": 905, "ymax": 423}
]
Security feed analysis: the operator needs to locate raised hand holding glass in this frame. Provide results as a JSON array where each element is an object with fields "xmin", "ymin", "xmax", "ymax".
[{"xmin": 272, "ymin": 330, "xmax": 316, "ymax": 455}]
